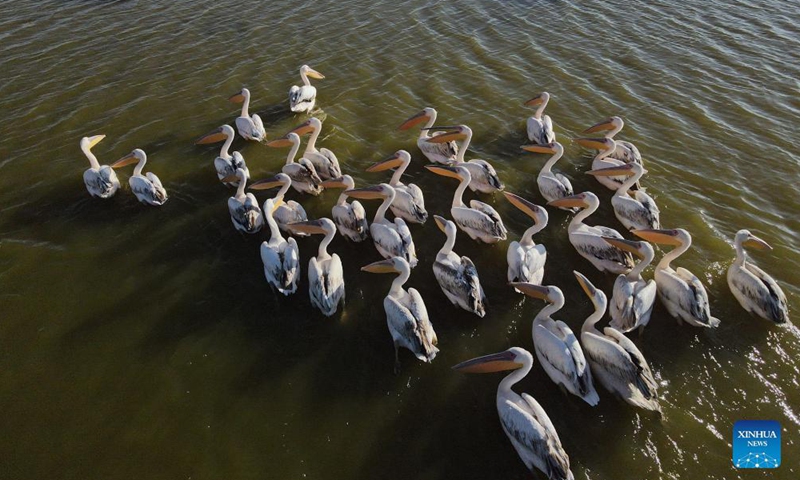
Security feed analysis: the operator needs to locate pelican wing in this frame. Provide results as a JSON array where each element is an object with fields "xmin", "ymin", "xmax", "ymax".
[
  {"xmin": 420, "ymin": 131, "xmax": 458, "ymax": 163},
  {"xmin": 261, "ymin": 241, "xmax": 284, "ymax": 287},
  {"xmin": 571, "ymin": 227, "xmax": 634, "ymax": 271},
  {"xmin": 407, "ymin": 287, "xmax": 436, "ymax": 346},
  {"xmin": 534, "ymin": 322, "xmax": 581, "ymax": 387},
  {"xmin": 612, "ymin": 191, "xmax": 659, "ymax": 230},
  {"xmin": 464, "ymin": 159, "xmax": 504, "ymax": 191},
  {"xmin": 307, "ymin": 149, "xmax": 342, "ymax": 180},
  {"xmin": 467, "ymin": 200, "xmax": 507, "ymax": 239},
  {"xmin": 554, "ymin": 320, "xmax": 594, "ymax": 397},
  {"xmin": 393, "ymin": 184, "xmax": 427, "ymax": 223},
  {"xmin": 602, "ymin": 328, "xmax": 659, "ymax": 400},
  {"xmin": 385, "ymin": 295, "xmax": 438, "ymax": 362},
  {"xmin": 609, "ymin": 276, "xmax": 637, "ymax": 331},
  {"xmin": 612, "ymin": 140, "xmax": 642, "ymax": 165},
  {"xmin": 84, "ymin": 167, "xmax": 120, "ymax": 198},
  {"xmin": 507, "ymin": 241, "xmax": 529, "ymax": 283},
  {"xmin": 289, "ymin": 85, "xmax": 317, "ymax": 112},
  {"xmin": 736, "ymin": 262, "xmax": 789, "ymax": 323},
  {"xmin": 275, "ymin": 201, "xmax": 308, "ymax": 227},
  {"xmin": 131, "ymin": 175, "xmax": 167, "ymax": 205},
  {"xmin": 309, "ymin": 255, "xmax": 345, "ymax": 316},
  {"xmin": 332, "ymin": 202, "xmax": 368, "ymax": 241},
  {"xmin": 251, "ymin": 114, "xmax": 265, "ymax": 137},
  {"xmin": 394, "ymin": 217, "xmax": 417, "ymax": 266},
  {"xmin": 660, "ymin": 267, "xmax": 718, "ymax": 327},
  {"xmin": 282, "ymin": 238, "xmax": 300, "ymax": 292},
  {"xmin": 526, "ymin": 116, "xmax": 555, "ymax": 145}
]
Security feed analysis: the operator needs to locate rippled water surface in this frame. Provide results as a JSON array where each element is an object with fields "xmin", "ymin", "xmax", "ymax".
[{"xmin": 1, "ymin": 0, "xmax": 799, "ymax": 478}]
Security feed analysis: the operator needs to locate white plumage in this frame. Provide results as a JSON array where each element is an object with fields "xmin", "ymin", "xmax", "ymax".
[
  {"xmin": 80, "ymin": 135, "xmax": 119, "ymax": 199},
  {"xmin": 288, "ymin": 218, "xmax": 345, "ymax": 317},
  {"xmin": 524, "ymin": 92, "xmax": 556, "ymax": 145},
  {"xmin": 225, "ymin": 169, "xmax": 263, "ymax": 234},
  {"xmin": 230, "ymin": 88, "xmax": 265, "ymax": 142},
  {"xmin": 112, "ymin": 149, "xmax": 167, "ymax": 206},
  {"xmin": 366, "ymin": 150, "xmax": 427, "ymax": 224},
  {"xmin": 727, "ymin": 229, "xmax": 788, "ymax": 324},
  {"xmin": 432, "ymin": 215, "xmax": 486, "ymax": 317},
  {"xmin": 322, "ymin": 175, "xmax": 369, "ymax": 242},
  {"xmin": 260, "ymin": 198, "xmax": 300, "ymax": 295},
  {"xmin": 602, "ymin": 238, "xmax": 657, "ymax": 334},
  {"xmin": 268, "ymin": 133, "xmax": 323, "ymax": 196},
  {"xmin": 290, "ymin": 117, "xmax": 341, "ymax": 180},
  {"xmin": 289, "ymin": 65, "xmax": 324, "ymax": 113},
  {"xmin": 196, "ymin": 124, "xmax": 249, "ymax": 186},
  {"xmin": 504, "ymin": 192, "xmax": 548, "ymax": 287},
  {"xmin": 398, "ymin": 107, "xmax": 458, "ymax": 164}
]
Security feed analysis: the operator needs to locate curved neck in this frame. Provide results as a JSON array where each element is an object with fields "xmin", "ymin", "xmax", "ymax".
[
  {"xmin": 628, "ymin": 248, "xmax": 654, "ymax": 279},
  {"xmin": 498, "ymin": 355, "xmax": 533, "ymax": 394},
  {"xmin": 300, "ymin": 69, "xmax": 310, "ymax": 87},
  {"xmin": 657, "ymin": 238, "xmax": 690, "ymax": 271},
  {"xmin": 581, "ymin": 297, "xmax": 606, "ymax": 334},
  {"xmin": 265, "ymin": 209, "xmax": 283, "ymax": 242},
  {"xmin": 616, "ymin": 169, "xmax": 642, "ymax": 196},
  {"xmin": 541, "ymin": 149, "xmax": 563, "ymax": 174},
  {"xmin": 336, "ymin": 192, "xmax": 348, "ymax": 205},
  {"xmin": 389, "ymin": 265, "xmax": 410, "ymax": 295},
  {"xmin": 438, "ymin": 226, "xmax": 456, "ymax": 256},
  {"xmin": 452, "ymin": 176, "xmax": 469, "ymax": 208},
  {"xmin": 275, "ymin": 182, "xmax": 290, "ymax": 201},
  {"xmin": 607, "ymin": 122, "xmax": 623, "ymax": 138},
  {"xmin": 241, "ymin": 91, "xmax": 250, "ymax": 118},
  {"xmin": 220, "ymin": 131, "xmax": 234, "ymax": 159},
  {"xmin": 534, "ymin": 98, "xmax": 548, "ymax": 120},
  {"xmin": 533, "ymin": 296, "xmax": 564, "ymax": 332},
  {"xmin": 286, "ymin": 140, "xmax": 300, "ymax": 165},
  {"xmin": 318, "ymin": 229, "xmax": 334, "ymax": 260},
  {"xmin": 82, "ymin": 144, "xmax": 100, "ymax": 169},
  {"xmin": 456, "ymin": 130, "xmax": 472, "ymax": 162},
  {"xmin": 570, "ymin": 201, "xmax": 597, "ymax": 231},
  {"xmin": 419, "ymin": 113, "xmax": 436, "ymax": 139},
  {"xmin": 520, "ymin": 222, "xmax": 545, "ymax": 246},
  {"xmin": 133, "ymin": 156, "xmax": 146, "ymax": 176},
  {"xmin": 235, "ymin": 175, "xmax": 246, "ymax": 198},
  {"xmin": 733, "ymin": 238, "xmax": 747, "ymax": 268},
  {"xmin": 374, "ymin": 191, "xmax": 394, "ymax": 224},
  {"xmin": 595, "ymin": 144, "xmax": 615, "ymax": 161},
  {"xmin": 305, "ymin": 123, "xmax": 320, "ymax": 153},
  {"xmin": 390, "ymin": 157, "xmax": 410, "ymax": 185}
]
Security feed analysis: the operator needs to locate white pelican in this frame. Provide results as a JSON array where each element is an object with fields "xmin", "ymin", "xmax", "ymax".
[
  {"xmin": 633, "ymin": 229, "xmax": 720, "ymax": 328},
  {"xmin": 583, "ymin": 116, "xmax": 642, "ymax": 165},
  {"xmin": 344, "ymin": 184, "xmax": 418, "ymax": 267},
  {"xmin": 426, "ymin": 165, "xmax": 507, "ymax": 244},
  {"xmin": 229, "ymin": 88, "xmax": 266, "ymax": 142},
  {"xmin": 112, "ymin": 149, "xmax": 168, "ymax": 206},
  {"xmin": 601, "ymin": 237, "xmax": 657, "ymax": 334},
  {"xmin": 288, "ymin": 117, "xmax": 341, "ymax": 180},
  {"xmin": 453, "ymin": 347, "xmax": 574, "ymax": 480},
  {"xmin": 511, "ymin": 282, "xmax": 599, "ymax": 406},
  {"xmin": 574, "ymin": 137, "xmax": 638, "ymax": 191},
  {"xmin": 504, "ymin": 192, "xmax": 548, "ymax": 287},
  {"xmin": 574, "ymin": 271, "xmax": 661, "ymax": 413},
  {"xmin": 728, "ymin": 230, "xmax": 789, "ymax": 324},
  {"xmin": 261, "ymin": 198, "xmax": 300, "ymax": 296},
  {"xmin": 266, "ymin": 133, "xmax": 323, "ymax": 196},
  {"xmin": 524, "ymin": 92, "xmax": 555, "ymax": 145},
  {"xmin": 287, "ymin": 218, "xmax": 345, "ymax": 317},
  {"xmin": 587, "ymin": 162, "xmax": 660, "ymax": 231},
  {"xmin": 249, "ymin": 173, "xmax": 309, "ymax": 236},
  {"xmin": 397, "ymin": 107, "xmax": 458, "ymax": 164},
  {"xmin": 432, "ymin": 215, "xmax": 486, "ymax": 317},
  {"xmin": 366, "ymin": 150, "xmax": 427, "ymax": 224},
  {"xmin": 320, "ymin": 175, "xmax": 369, "ymax": 242},
  {"xmin": 520, "ymin": 142, "xmax": 574, "ymax": 211},
  {"xmin": 195, "ymin": 124, "xmax": 248, "ymax": 186},
  {"xmin": 80, "ymin": 134, "xmax": 119, "ymax": 198},
  {"xmin": 289, "ymin": 64, "xmax": 324, "ymax": 113},
  {"xmin": 362, "ymin": 257, "xmax": 438, "ymax": 373},
  {"xmin": 221, "ymin": 169, "xmax": 263, "ymax": 234},
  {"xmin": 548, "ymin": 192, "xmax": 634, "ymax": 274},
  {"xmin": 426, "ymin": 125, "xmax": 504, "ymax": 193}
]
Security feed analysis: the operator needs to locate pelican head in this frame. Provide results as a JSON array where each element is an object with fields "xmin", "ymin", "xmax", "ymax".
[
  {"xmin": 509, "ymin": 282, "xmax": 564, "ymax": 305},
  {"xmin": 633, "ymin": 228, "xmax": 691, "ymax": 247},
  {"xmin": 80, "ymin": 134, "xmax": 106, "ymax": 151},
  {"xmin": 229, "ymin": 88, "xmax": 249, "ymax": 103},
  {"xmin": 434, "ymin": 215, "xmax": 457, "ymax": 236},
  {"xmin": 344, "ymin": 183, "xmax": 394, "ymax": 200},
  {"xmin": 425, "ymin": 164, "xmax": 471, "ymax": 182},
  {"xmin": 601, "ymin": 237, "xmax": 654, "ymax": 261},
  {"xmin": 452, "ymin": 347, "xmax": 531, "ymax": 374},
  {"xmin": 504, "ymin": 192, "xmax": 548, "ymax": 225},
  {"xmin": 575, "ymin": 137, "xmax": 615, "ymax": 152},
  {"xmin": 267, "ymin": 132, "xmax": 301, "ymax": 148},
  {"xmin": 196, "ymin": 124, "xmax": 234, "ymax": 144},
  {"xmin": 221, "ymin": 168, "xmax": 248, "ymax": 184},
  {"xmin": 523, "ymin": 92, "xmax": 550, "ymax": 108},
  {"xmin": 288, "ymin": 117, "xmax": 321, "ymax": 136},
  {"xmin": 366, "ymin": 150, "xmax": 411, "ymax": 172},
  {"xmin": 398, "ymin": 107, "xmax": 435, "ymax": 131},
  {"xmin": 547, "ymin": 191, "xmax": 598, "ymax": 210},
  {"xmin": 300, "ymin": 64, "xmax": 325, "ymax": 80},
  {"xmin": 320, "ymin": 175, "xmax": 355, "ymax": 190},
  {"xmin": 574, "ymin": 270, "xmax": 606, "ymax": 307},
  {"xmin": 423, "ymin": 125, "xmax": 471, "ymax": 144},
  {"xmin": 586, "ymin": 162, "xmax": 647, "ymax": 177},
  {"xmin": 521, "ymin": 141, "xmax": 563, "ymax": 156},
  {"xmin": 249, "ymin": 173, "xmax": 291, "ymax": 191},
  {"xmin": 112, "ymin": 148, "xmax": 146, "ymax": 168},
  {"xmin": 735, "ymin": 229, "xmax": 772, "ymax": 251},
  {"xmin": 361, "ymin": 256, "xmax": 410, "ymax": 274},
  {"xmin": 286, "ymin": 218, "xmax": 335, "ymax": 236},
  {"xmin": 583, "ymin": 116, "xmax": 623, "ymax": 135}
]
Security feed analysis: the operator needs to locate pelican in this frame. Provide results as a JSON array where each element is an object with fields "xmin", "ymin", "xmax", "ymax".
[
  {"xmin": 266, "ymin": 133, "xmax": 323, "ymax": 196},
  {"xmin": 453, "ymin": 347, "xmax": 574, "ymax": 480},
  {"xmin": 512, "ymin": 282, "xmax": 599, "ymax": 405},
  {"xmin": 504, "ymin": 192, "xmax": 548, "ymax": 287},
  {"xmin": 195, "ymin": 124, "xmax": 248, "ymax": 186},
  {"xmin": 587, "ymin": 162, "xmax": 659, "ymax": 231},
  {"xmin": 633, "ymin": 229, "xmax": 720, "ymax": 328},
  {"xmin": 344, "ymin": 184, "xmax": 418, "ymax": 267},
  {"xmin": 426, "ymin": 165, "xmax": 507, "ymax": 244},
  {"xmin": 524, "ymin": 92, "xmax": 555, "ymax": 145},
  {"xmin": 397, "ymin": 107, "xmax": 458, "ymax": 164},
  {"xmin": 432, "ymin": 215, "xmax": 486, "ymax": 317},
  {"xmin": 520, "ymin": 142, "xmax": 574, "ymax": 211},
  {"xmin": 261, "ymin": 198, "xmax": 300, "ymax": 295},
  {"xmin": 228, "ymin": 88, "xmax": 266, "ymax": 142},
  {"xmin": 601, "ymin": 237, "xmax": 657, "ymax": 334},
  {"xmin": 548, "ymin": 192, "xmax": 634, "ymax": 274},
  {"xmin": 574, "ymin": 137, "xmax": 638, "ymax": 191},
  {"xmin": 320, "ymin": 175, "xmax": 369, "ymax": 242},
  {"xmin": 362, "ymin": 257, "xmax": 438, "ymax": 373},
  {"xmin": 574, "ymin": 271, "xmax": 661, "ymax": 413},
  {"xmin": 289, "ymin": 64, "xmax": 324, "ymax": 113},
  {"xmin": 112, "ymin": 149, "xmax": 167, "ymax": 206},
  {"xmin": 80, "ymin": 134, "xmax": 119, "ymax": 198},
  {"xmin": 288, "ymin": 117, "xmax": 341, "ymax": 180},
  {"xmin": 366, "ymin": 150, "xmax": 427, "ymax": 224},
  {"xmin": 221, "ymin": 169, "xmax": 263, "ymax": 234},
  {"xmin": 728, "ymin": 230, "xmax": 789, "ymax": 324},
  {"xmin": 249, "ymin": 173, "xmax": 309, "ymax": 236},
  {"xmin": 426, "ymin": 125, "xmax": 504, "ymax": 193},
  {"xmin": 583, "ymin": 116, "xmax": 642, "ymax": 165},
  {"xmin": 287, "ymin": 218, "xmax": 345, "ymax": 317}
]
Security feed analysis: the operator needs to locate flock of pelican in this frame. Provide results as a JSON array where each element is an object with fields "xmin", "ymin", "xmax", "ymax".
[{"xmin": 79, "ymin": 65, "xmax": 790, "ymax": 480}]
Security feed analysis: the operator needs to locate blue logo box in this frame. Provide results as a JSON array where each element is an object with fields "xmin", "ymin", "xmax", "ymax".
[{"xmin": 733, "ymin": 420, "xmax": 781, "ymax": 469}]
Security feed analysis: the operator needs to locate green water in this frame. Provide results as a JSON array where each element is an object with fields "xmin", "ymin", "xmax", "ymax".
[{"xmin": 1, "ymin": 1, "xmax": 798, "ymax": 479}]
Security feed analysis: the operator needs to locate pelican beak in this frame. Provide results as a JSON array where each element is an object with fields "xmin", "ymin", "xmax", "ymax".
[
  {"xmin": 366, "ymin": 152, "xmax": 404, "ymax": 172},
  {"xmin": 573, "ymin": 271, "xmax": 599, "ymax": 299},
  {"xmin": 583, "ymin": 118, "xmax": 615, "ymax": 134},
  {"xmin": 229, "ymin": 92, "xmax": 245, "ymax": 103},
  {"xmin": 220, "ymin": 174, "xmax": 239, "ymax": 183},
  {"xmin": 271, "ymin": 199, "xmax": 284, "ymax": 212},
  {"xmin": 509, "ymin": 282, "xmax": 550, "ymax": 300},
  {"xmin": 433, "ymin": 215, "xmax": 449, "ymax": 233},
  {"xmin": 361, "ymin": 259, "xmax": 398, "ymax": 274},
  {"xmin": 452, "ymin": 350, "xmax": 522, "ymax": 373},
  {"xmin": 398, "ymin": 110, "xmax": 430, "ymax": 131},
  {"xmin": 343, "ymin": 185, "xmax": 385, "ymax": 200},
  {"xmin": 306, "ymin": 68, "xmax": 325, "ymax": 79},
  {"xmin": 425, "ymin": 128, "xmax": 464, "ymax": 144},
  {"xmin": 523, "ymin": 93, "xmax": 547, "ymax": 107},
  {"xmin": 521, "ymin": 143, "xmax": 556, "ymax": 154},
  {"xmin": 744, "ymin": 234, "xmax": 772, "ymax": 251},
  {"xmin": 320, "ymin": 177, "xmax": 349, "ymax": 189},
  {"xmin": 586, "ymin": 164, "xmax": 634, "ymax": 177},
  {"xmin": 86, "ymin": 134, "xmax": 106, "ymax": 149},
  {"xmin": 575, "ymin": 137, "xmax": 611, "ymax": 150},
  {"xmin": 267, "ymin": 136, "xmax": 293, "ymax": 148},
  {"xmin": 286, "ymin": 219, "xmax": 328, "ymax": 235},
  {"xmin": 425, "ymin": 165, "xmax": 463, "ymax": 180},
  {"xmin": 111, "ymin": 152, "xmax": 138, "ymax": 168},
  {"xmin": 632, "ymin": 229, "xmax": 683, "ymax": 246},
  {"xmin": 289, "ymin": 120, "xmax": 315, "ymax": 136},
  {"xmin": 504, "ymin": 192, "xmax": 545, "ymax": 221},
  {"xmin": 249, "ymin": 175, "xmax": 284, "ymax": 190},
  {"xmin": 601, "ymin": 236, "xmax": 646, "ymax": 258},
  {"xmin": 195, "ymin": 126, "xmax": 227, "ymax": 145},
  {"xmin": 547, "ymin": 194, "xmax": 586, "ymax": 209}
]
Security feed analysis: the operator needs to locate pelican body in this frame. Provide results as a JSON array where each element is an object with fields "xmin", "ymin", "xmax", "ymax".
[
  {"xmin": 344, "ymin": 184, "xmax": 418, "ymax": 267},
  {"xmin": 249, "ymin": 173, "xmax": 309, "ymax": 236},
  {"xmin": 504, "ymin": 192, "xmax": 548, "ymax": 287},
  {"xmin": 588, "ymin": 163, "xmax": 659, "ymax": 231},
  {"xmin": 634, "ymin": 229, "xmax": 720, "ymax": 328},
  {"xmin": 524, "ymin": 92, "xmax": 555, "ymax": 145},
  {"xmin": 728, "ymin": 230, "xmax": 788, "ymax": 324},
  {"xmin": 366, "ymin": 150, "xmax": 427, "ymax": 223},
  {"xmin": 221, "ymin": 169, "xmax": 264, "ymax": 234},
  {"xmin": 362, "ymin": 257, "xmax": 438, "ymax": 373},
  {"xmin": 229, "ymin": 88, "xmax": 265, "ymax": 142},
  {"xmin": 453, "ymin": 348, "xmax": 575, "ymax": 480},
  {"xmin": 289, "ymin": 117, "xmax": 341, "ymax": 180},
  {"xmin": 267, "ymin": 133, "xmax": 323, "ymax": 196},
  {"xmin": 574, "ymin": 272, "xmax": 661, "ymax": 413},
  {"xmin": 521, "ymin": 142, "xmax": 574, "ymax": 210},
  {"xmin": 602, "ymin": 238, "xmax": 657, "ymax": 334},
  {"xmin": 583, "ymin": 116, "xmax": 642, "ymax": 165},
  {"xmin": 426, "ymin": 125, "xmax": 504, "ymax": 193},
  {"xmin": 287, "ymin": 219, "xmax": 345, "ymax": 317},
  {"xmin": 112, "ymin": 149, "xmax": 167, "ymax": 206},
  {"xmin": 321, "ymin": 175, "xmax": 369, "ymax": 242},
  {"xmin": 81, "ymin": 135, "xmax": 120, "ymax": 198},
  {"xmin": 432, "ymin": 216, "xmax": 486, "ymax": 317},
  {"xmin": 549, "ymin": 192, "xmax": 633, "ymax": 274},
  {"xmin": 195, "ymin": 124, "xmax": 249, "ymax": 186},
  {"xmin": 398, "ymin": 107, "xmax": 458, "ymax": 164},
  {"xmin": 426, "ymin": 165, "xmax": 507, "ymax": 244},
  {"xmin": 261, "ymin": 198, "xmax": 300, "ymax": 295},
  {"xmin": 289, "ymin": 65, "xmax": 324, "ymax": 113},
  {"xmin": 575, "ymin": 137, "xmax": 638, "ymax": 191}
]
